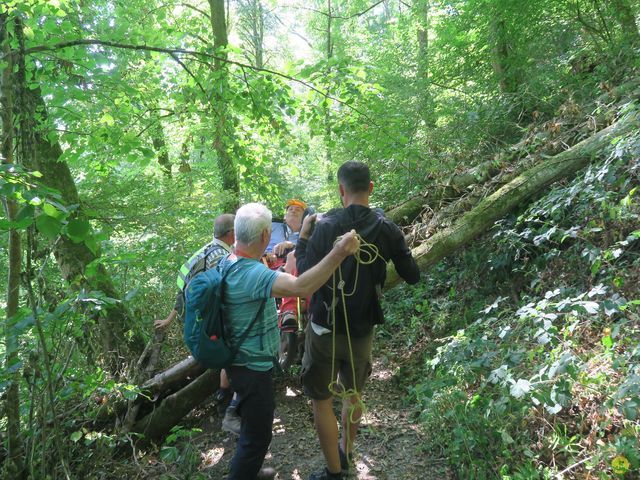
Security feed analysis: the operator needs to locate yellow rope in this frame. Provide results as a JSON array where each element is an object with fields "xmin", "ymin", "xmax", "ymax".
[{"xmin": 326, "ymin": 233, "xmax": 383, "ymax": 457}]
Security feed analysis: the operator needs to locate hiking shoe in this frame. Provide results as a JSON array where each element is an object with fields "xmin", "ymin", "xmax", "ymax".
[
  {"xmin": 339, "ymin": 447, "xmax": 352, "ymax": 474},
  {"xmin": 308, "ymin": 467, "xmax": 343, "ymax": 480},
  {"xmin": 213, "ymin": 387, "xmax": 231, "ymax": 404},
  {"xmin": 221, "ymin": 406, "xmax": 241, "ymax": 435}
]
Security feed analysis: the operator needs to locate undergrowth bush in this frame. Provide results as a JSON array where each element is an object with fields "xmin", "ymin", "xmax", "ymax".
[{"xmin": 386, "ymin": 117, "xmax": 640, "ymax": 478}]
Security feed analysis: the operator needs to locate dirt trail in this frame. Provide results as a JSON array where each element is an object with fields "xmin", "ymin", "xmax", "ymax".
[{"xmin": 196, "ymin": 349, "xmax": 450, "ymax": 479}]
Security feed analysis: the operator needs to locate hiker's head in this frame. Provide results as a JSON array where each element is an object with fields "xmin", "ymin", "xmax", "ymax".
[
  {"xmin": 337, "ymin": 161, "xmax": 373, "ymax": 206},
  {"xmin": 214, "ymin": 213, "xmax": 235, "ymax": 245},
  {"xmin": 235, "ymin": 203, "xmax": 272, "ymax": 247},
  {"xmin": 284, "ymin": 199, "xmax": 306, "ymax": 232}
]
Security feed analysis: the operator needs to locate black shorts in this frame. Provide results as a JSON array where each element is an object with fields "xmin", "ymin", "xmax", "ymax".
[{"xmin": 301, "ymin": 323, "xmax": 373, "ymax": 400}]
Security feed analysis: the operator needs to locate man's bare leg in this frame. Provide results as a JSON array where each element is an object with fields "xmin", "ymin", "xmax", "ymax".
[
  {"xmin": 312, "ymin": 398, "xmax": 341, "ymax": 474},
  {"xmin": 340, "ymin": 392, "xmax": 362, "ymax": 458}
]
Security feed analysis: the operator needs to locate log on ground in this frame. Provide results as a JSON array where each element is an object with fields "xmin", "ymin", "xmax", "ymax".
[{"xmin": 385, "ymin": 112, "xmax": 639, "ymax": 289}]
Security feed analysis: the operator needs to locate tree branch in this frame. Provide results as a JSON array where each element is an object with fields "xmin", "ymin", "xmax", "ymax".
[
  {"xmin": 22, "ymin": 38, "xmax": 402, "ymax": 145},
  {"xmin": 284, "ymin": 1, "xmax": 386, "ymax": 20},
  {"xmin": 170, "ymin": 52, "xmax": 207, "ymax": 96}
]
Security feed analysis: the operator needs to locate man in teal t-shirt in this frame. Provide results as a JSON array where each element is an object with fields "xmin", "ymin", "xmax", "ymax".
[{"xmin": 222, "ymin": 203, "xmax": 360, "ymax": 480}]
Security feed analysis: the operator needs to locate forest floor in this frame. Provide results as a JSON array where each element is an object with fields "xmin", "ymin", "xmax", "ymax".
[{"xmin": 167, "ymin": 338, "xmax": 452, "ymax": 480}]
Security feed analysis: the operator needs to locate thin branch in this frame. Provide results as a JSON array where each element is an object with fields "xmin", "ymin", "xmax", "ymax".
[
  {"xmin": 428, "ymin": 79, "xmax": 474, "ymax": 99},
  {"xmin": 284, "ymin": 1, "xmax": 386, "ymax": 20},
  {"xmin": 23, "ymin": 39, "xmax": 387, "ymax": 134},
  {"xmin": 170, "ymin": 52, "xmax": 207, "ymax": 96},
  {"xmin": 181, "ymin": 3, "xmax": 211, "ymax": 20}
]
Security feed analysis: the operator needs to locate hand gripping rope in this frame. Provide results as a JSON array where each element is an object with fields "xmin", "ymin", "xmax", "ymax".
[{"xmin": 327, "ymin": 233, "xmax": 382, "ymax": 452}]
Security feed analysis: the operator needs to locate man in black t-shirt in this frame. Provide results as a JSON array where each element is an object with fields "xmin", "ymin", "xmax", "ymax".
[{"xmin": 296, "ymin": 161, "xmax": 420, "ymax": 480}]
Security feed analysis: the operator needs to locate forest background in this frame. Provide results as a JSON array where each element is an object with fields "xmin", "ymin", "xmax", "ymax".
[{"xmin": 1, "ymin": 0, "xmax": 639, "ymax": 478}]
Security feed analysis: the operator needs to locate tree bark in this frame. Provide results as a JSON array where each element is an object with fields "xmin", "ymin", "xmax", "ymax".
[
  {"xmin": 19, "ymin": 87, "xmax": 145, "ymax": 371},
  {"xmin": 150, "ymin": 116, "xmax": 172, "ymax": 177},
  {"xmin": 130, "ymin": 369, "xmax": 219, "ymax": 442},
  {"xmin": 0, "ymin": 14, "xmax": 25, "ymax": 478},
  {"xmin": 386, "ymin": 159, "xmax": 502, "ymax": 225},
  {"xmin": 140, "ymin": 357, "xmax": 206, "ymax": 396},
  {"xmin": 209, "ymin": 0, "xmax": 240, "ymax": 213},
  {"xmin": 384, "ymin": 112, "xmax": 639, "ymax": 289},
  {"xmin": 489, "ymin": 7, "xmax": 517, "ymax": 95}
]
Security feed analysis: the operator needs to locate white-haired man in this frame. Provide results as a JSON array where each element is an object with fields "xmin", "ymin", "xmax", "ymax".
[{"xmin": 219, "ymin": 202, "xmax": 360, "ymax": 480}]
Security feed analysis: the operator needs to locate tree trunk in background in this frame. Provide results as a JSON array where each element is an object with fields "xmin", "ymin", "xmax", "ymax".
[
  {"xmin": 611, "ymin": 0, "xmax": 640, "ymax": 46},
  {"xmin": 324, "ymin": 0, "xmax": 334, "ymax": 169},
  {"xmin": 417, "ymin": 0, "xmax": 434, "ymax": 126},
  {"xmin": 151, "ymin": 115, "xmax": 172, "ymax": 177},
  {"xmin": 209, "ymin": 0, "xmax": 240, "ymax": 213},
  {"xmin": 0, "ymin": 14, "xmax": 25, "ymax": 479},
  {"xmin": 238, "ymin": 0, "xmax": 266, "ymax": 69},
  {"xmin": 490, "ymin": 5, "xmax": 517, "ymax": 95},
  {"xmin": 21, "ymin": 86, "xmax": 145, "ymax": 371},
  {"xmin": 384, "ymin": 112, "xmax": 639, "ymax": 288}
]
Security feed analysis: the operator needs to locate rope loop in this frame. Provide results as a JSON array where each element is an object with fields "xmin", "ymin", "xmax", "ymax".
[{"xmin": 327, "ymin": 231, "xmax": 384, "ymax": 450}]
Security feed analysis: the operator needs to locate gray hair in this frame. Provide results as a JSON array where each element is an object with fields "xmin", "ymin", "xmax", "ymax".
[
  {"xmin": 234, "ymin": 203, "xmax": 272, "ymax": 245},
  {"xmin": 214, "ymin": 213, "xmax": 235, "ymax": 239}
]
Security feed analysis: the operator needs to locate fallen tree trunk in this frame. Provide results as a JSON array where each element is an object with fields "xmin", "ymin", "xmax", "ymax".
[
  {"xmin": 140, "ymin": 357, "xmax": 205, "ymax": 397},
  {"xmin": 385, "ymin": 111, "xmax": 639, "ymax": 289},
  {"xmin": 386, "ymin": 160, "xmax": 502, "ymax": 225},
  {"xmin": 130, "ymin": 369, "xmax": 219, "ymax": 442}
]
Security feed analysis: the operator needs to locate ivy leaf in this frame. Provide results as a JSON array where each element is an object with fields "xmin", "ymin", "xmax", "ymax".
[
  {"xmin": 509, "ymin": 379, "xmax": 531, "ymax": 399},
  {"xmin": 621, "ymin": 399, "xmax": 638, "ymax": 420}
]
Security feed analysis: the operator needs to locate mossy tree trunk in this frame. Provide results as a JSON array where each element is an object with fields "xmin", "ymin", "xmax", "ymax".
[
  {"xmin": 209, "ymin": 0, "xmax": 240, "ymax": 213},
  {"xmin": 385, "ymin": 112, "xmax": 639, "ymax": 288},
  {"xmin": 0, "ymin": 13, "xmax": 25, "ymax": 479}
]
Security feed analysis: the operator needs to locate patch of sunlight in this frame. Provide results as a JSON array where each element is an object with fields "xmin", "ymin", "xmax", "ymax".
[
  {"xmin": 374, "ymin": 368, "xmax": 394, "ymax": 380},
  {"xmin": 273, "ymin": 416, "xmax": 286, "ymax": 435},
  {"xmin": 286, "ymin": 386, "xmax": 298, "ymax": 397},
  {"xmin": 202, "ymin": 447, "xmax": 225, "ymax": 467}
]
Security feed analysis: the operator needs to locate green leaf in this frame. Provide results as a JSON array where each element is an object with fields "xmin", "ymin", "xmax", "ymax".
[
  {"xmin": 100, "ymin": 112, "xmax": 115, "ymax": 126},
  {"xmin": 621, "ymin": 399, "xmax": 638, "ymax": 420},
  {"xmin": 70, "ymin": 431, "xmax": 83, "ymax": 443},
  {"xmin": 35, "ymin": 214, "xmax": 62, "ymax": 240},
  {"xmin": 84, "ymin": 236, "xmax": 99, "ymax": 255},
  {"xmin": 159, "ymin": 446, "xmax": 179, "ymax": 462},
  {"xmin": 0, "ymin": 216, "xmax": 33, "ymax": 230},
  {"xmin": 42, "ymin": 202, "xmax": 64, "ymax": 219},
  {"xmin": 16, "ymin": 204, "xmax": 35, "ymax": 221},
  {"xmin": 67, "ymin": 219, "xmax": 91, "ymax": 241}
]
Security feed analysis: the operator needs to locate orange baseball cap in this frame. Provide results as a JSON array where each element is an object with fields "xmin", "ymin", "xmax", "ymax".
[{"xmin": 286, "ymin": 199, "xmax": 307, "ymax": 210}]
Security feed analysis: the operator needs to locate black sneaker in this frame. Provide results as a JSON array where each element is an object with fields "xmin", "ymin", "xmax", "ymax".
[
  {"xmin": 213, "ymin": 387, "xmax": 231, "ymax": 404},
  {"xmin": 308, "ymin": 467, "xmax": 343, "ymax": 480},
  {"xmin": 339, "ymin": 447, "xmax": 352, "ymax": 474}
]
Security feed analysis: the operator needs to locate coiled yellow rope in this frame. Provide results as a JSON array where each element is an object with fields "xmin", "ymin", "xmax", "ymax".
[{"xmin": 327, "ymin": 233, "xmax": 383, "ymax": 454}]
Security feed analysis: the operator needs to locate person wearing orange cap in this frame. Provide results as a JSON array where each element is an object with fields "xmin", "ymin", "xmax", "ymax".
[{"xmin": 264, "ymin": 199, "xmax": 308, "ymax": 267}]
